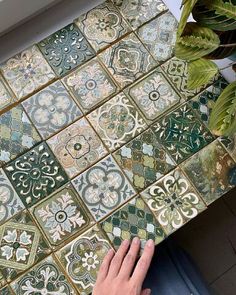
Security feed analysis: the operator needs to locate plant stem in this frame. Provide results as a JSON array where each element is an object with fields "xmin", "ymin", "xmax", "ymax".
[
  {"xmin": 220, "ymin": 61, "xmax": 236, "ymax": 71},
  {"xmin": 219, "ymin": 43, "xmax": 236, "ymax": 48}
]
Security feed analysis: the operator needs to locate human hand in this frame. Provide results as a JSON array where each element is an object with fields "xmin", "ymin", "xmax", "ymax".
[{"xmin": 92, "ymin": 237, "xmax": 155, "ymax": 295}]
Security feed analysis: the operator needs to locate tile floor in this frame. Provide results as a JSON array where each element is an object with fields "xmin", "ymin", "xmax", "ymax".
[{"xmin": 0, "ymin": 0, "xmax": 235, "ymax": 294}]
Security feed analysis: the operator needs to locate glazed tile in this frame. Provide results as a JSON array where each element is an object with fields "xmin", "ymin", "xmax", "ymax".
[
  {"xmin": 0, "ymin": 210, "xmax": 50, "ymax": 283},
  {"xmin": 101, "ymin": 196, "xmax": 166, "ymax": 249},
  {"xmin": 152, "ymin": 104, "xmax": 215, "ymax": 164},
  {"xmin": 0, "ymin": 45, "xmax": 55, "ymax": 100},
  {"xmin": 0, "ymin": 169, "xmax": 24, "ymax": 226},
  {"xmin": 220, "ymin": 135, "xmax": 236, "ymax": 162},
  {"xmin": 22, "ymin": 81, "xmax": 82, "ymax": 139},
  {"xmin": 0, "ymin": 76, "xmax": 15, "ymax": 112},
  {"xmin": 75, "ymin": 1, "xmax": 131, "ymax": 52},
  {"xmin": 33, "ymin": 183, "xmax": 93, "ymax": 247},
  {"xmin": 137, "ymin": 11, "xmax": 178, "ymax": 63},
  {"xmin": 99, "ymin": 33, "xmax": 157, "ymax": 88},
  {"xmin": 141, "ymin": 168, "xmax": 206, "ymax": 235},
  {"xmin": 125, "ymin": 68, "xmax": 181, "ymax": 123},
  {"xmin": 87, "ymin": 92, "xmax": 147, "ymax": 151},
  {"xmin": 56, "ymin": 225, "xmax": 112, "ymax": 295},
  {"xmin": 181, "ymin": 140, "xmax": 236, "ymax": 205},
  {"xmin": 11, "ymin": 256, "xmax": 76, "ymax": 295},
  {"xmin": 38, "ymin": 23, "xmax": 95, "ymax": 77},
  {"xmin": 63, "ymin": 58, "xmax": 117, "ymax": 113},
  {"xmin": 0, "ymin": 104, "xmax": 41, "ymax": 167},
  {"xmin": 113, "ymin": 128, "xmax": 175, "ymax": 191},
  {"xmin": 72, "ymin": 155, "xmax": 136, "ymax": 221},
  {"xmin": 112, "ymin": 0, "xmax": 167, "ymax": 29},
  {"xmin": 0, "ymin": 286, "xmax": 12, "ymax": 295},
  {"xmin": 47, "ymin": 118, "xmax": 108, "ymax": 178},
  {"xmin": 4, "ymin": 142, "xmax": 68, "ymax": 208}
]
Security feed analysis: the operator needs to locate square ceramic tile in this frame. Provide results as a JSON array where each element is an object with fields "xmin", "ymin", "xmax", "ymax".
[
  {"xmin": 0, "ymin": 169, "xmax": 24, "ymax": 225},
  {"xmin": 161, "ymin": 57, "xmax": 218, "ymax": 100},
  {"xmin": 0, "ymin": 76, "xmax": 15, "ymax": 112},
  {"xmin": 99, "ymin": 33, "xmax": 157, "ymax": 88},
  {"xmin": 38, "ymin": 23, "xmax": 95, "ymax": 77},
  {"xmin": 137, "ymin": 11, "xmax": 178, "ymax": 63},
  {"xmin": 75, "ymin": 1, "xmax": 131, "ymax": 52},
  {"xmin": 0, "ymin": 271, "xmax": 6, "ymax": 288},
  {"xmin": 220, "ymin": 135, "xmax": 236, "ymax": 162},
  {"xmin": 72, "ymin": 155, "xmax": 136, "ymax": 221},
  {"xmin": 101, "ymin": 196, "xmax": 166, "ymax": 249},
  {"xmin": 0, "ymin": 286, "xmax": 12, "ymax": 295},
  {"xmin": 181, "ymin": 140, "xmax": 236, "ymax": 205},
  {"xmin": 0, "ymin": 105, "xmax": 41, "ymax": 167},
  {"xmin": 47, "ymin": 118, "xmax": 108, "ymax": 179},
  {"xmin": 33, "ymin": 183, "xmax": 94, "ymax": 247},
  {"xmin": 11, "ymin": 256, "xmax": 76, "ymax": 295},
  {"xmin": 56, "ymin": 225, "xmax": 112, "ymax": 295},
  {"xmin": 0, "ymin": 45, "xmax": 55, "ymax": 100},
  {"xmin": 141, "ymin": 168, "xmax": 206, "ymax": 235},
  {"xmin": 125, "ymin": 68, "xmax": 181, "ymax": 123},
  {"xmin": 0, "ymin": 210, "xmax": 50, "ymax": 283},
  {"xmin": 87, "ymin": 92, "xmax": 147, "ymax": 151},
  {"xmin": 112, "ymin": 0, "xmax": 167, "ymax": 29},
  {"xmin": 4, "ymin": 142, "xmax": 68, "ymax": 208},
  {"xmin": 63, "ymin": 58, "xmax": 117, "ymax": 113},
  {"xmin": 113, "ymin": 128, "xmax": 175, "ymax": 191},
  {"xmin": 22, "ymin": 81, "xmax": 82, "ymax": 139},
  {"xmin": 151, "ymin": 104, "xmax": 215, "ymax": 164}
]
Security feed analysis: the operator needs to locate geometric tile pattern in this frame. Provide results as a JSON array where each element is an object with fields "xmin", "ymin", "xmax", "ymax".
[{"xmin": 0, "ymin": 75, "xmax": 15, "ymax": 112}]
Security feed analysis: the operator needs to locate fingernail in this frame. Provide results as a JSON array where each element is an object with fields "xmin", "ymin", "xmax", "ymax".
[
  {"xmin": 122, "ymin": 239, "xmax": 130, "ymax": 246},
  {"xmin": 146, "ymin": 289, "xmax": 151, "ymax": 295},
  {"xmin": 147, "ymin": 239, "xmax": 154, "ymax": 247},
  {"xmin": 133, "ymin": 237, "xmax": 140, "ymax": 244}
]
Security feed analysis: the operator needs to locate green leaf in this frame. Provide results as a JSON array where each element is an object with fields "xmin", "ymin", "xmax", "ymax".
[
  {"xmin": 187, "ymin": 59, "xmax": 219, "ymax": 89},
  {"xmin": 193, "ymin": 0, "xmax": 236, "ymax": 31},
  {"xmin": 178, "ymin": 0, "xmax": 199, "ymax": 36},
  {"xmin": 209, "ymin": 81, "xmax": 236, "ymax": 136},
  {"xmin": 175, "ymin": 23, "xmax": 220, "ymax": 61}
]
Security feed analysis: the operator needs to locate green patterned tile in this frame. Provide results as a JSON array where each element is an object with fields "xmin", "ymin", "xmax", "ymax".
[
  {"xmin": 112, "ymin": 0, "xmax": 167, "ymax": 29},
  {"xmin": 99, "ymin": 33, "xmax": 157, "ymax": 88},
  {"xmin": 125, "ymin": 68, "xmax": 181, "ymax": 123},
  {"xmin": 56, "ymin": 225, "xmax": 112, "ymax": 295},
  {"xmin": 0, "ymin": 75, "xmax": 15, "ymax": 112},
  {"xmin": 75, "ymin": 1, "xmax": 131, "ymax": 52},
  {"xmin": 38, "ymin": 23, "xmax": 95, "ymax": 77},
  {"xmin": 101, "ymin": 196, "xmax": 166, "ymax": 249},
  {"xmin": 141, "ymin": 168, "xmax": 206, "ymax": 235},
  {"xmin": 0, "ymin": 286, "xmax": 12, "ymax": 295},
  {"xmin": 113, "ymin": 128, "xmax": 175, "ymax": 191},
  {"xmin": 181, "ymin": 140, "xmax": 236, "ymax": 205},
  {"xmin": 151, "ymin": 104, "xmax": 215, "ymax": 164},
  {"xmin": 0, "ymin": 45, "xmax": 55, "ymax": 100},
  {"xmin": 87, "ymin": 92, "xmax": 147, "ymax": 151},
  {"xmin": 220, "ymin": 135, "xmax": 236, "ymax": 162},
  {"xmin": 137, "ymin": 11, "xmax": 178, "ymax": 63},
  {"xmin": 4, "ymin": 142, "xmax": 68, "ymax": 208},
  {"xmin": 0, "ymin": 210, "xmax": 50, "ymax": 283},
  {"xmin": 0, "ymin": 104, "xmax": 41, "ymax": 167}
]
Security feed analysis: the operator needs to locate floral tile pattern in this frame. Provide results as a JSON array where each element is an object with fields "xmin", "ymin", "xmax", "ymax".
[
  {"xmin": 181, "ymin": 140, "xmax": 236, "ymax": 205},
  {"xmin": 76, "ymin": 1, "xmax": 131, "ymax": 52},
  {"xmin": 0, "ymin": 210, "xmax": 50, "ymax": 282},
  {"xmin": 152, "ymin": 104, "xmax": 215, "ymax": 164},
  {"xmin": 72, "ymin": 155, "xmax": 136, "ymax": 221},
  {"xmin": 137, "ymin": 11, "xmax": 178, "ymax": 63},
  {"xmin": 47, "ymin": 118, "xmax": 108, "ymax": 178},
  {"xmin": 4, "ymin": 143, "xmax": 68, "ymax": 208},
  {"xmin": 0, "ymin": 105, "xmax": 41, "ymax": 167},
  {"xmin": 11, "ymin": 256, "xmax": 76, "ymax": 295},
  {"xmin": 101, "ymin": 196, "xmax": 166, "ymax": 249},
  {"xmin": 63, "ymin": 58, "xmax": 117, "ymax": 113},
  {"xmin": 113, "ymin": 128, "xmax": 175, "ymax": 191},
  {"xmin": 99, "ymin": 33, "xmax": 157, "ymax": 88},
  {"xmin": 0, "ymin": 169, "xmax": 24, "ymax": 226},
  {"xmin": 87, "ymin": 92, "xmax": 147, "ymax": 151},
  {"xmin": 0, "ymin": 76, "xmax": 15, "ymax": 112},
  {"xmin": 125, "ymin": 69, "xmax": 181, "ymax": 122},
  {"xmin": 56, "ymin": 225, "xmax": 112, "ymax": 295},
  {"xmin": 0, "ymin": 45, "xmax": 55, "ymax": 100},
  {"xmin": 141, "ymin": 168, "xmax": 206, "ymax": 235},
  {"xmin": 38, "ymin": 23, "xmax": 95, "ymax": 77},
  {"xmin": 22, "ymin": 81, "xmax": 82, "ymax": 139},
  {"xmin": 33, "ymin": 184, "xmax": 93, "ymax": 247},
  {"xmin": 112, "ymin": 0, "xmax": 167, "ymax": 29}
]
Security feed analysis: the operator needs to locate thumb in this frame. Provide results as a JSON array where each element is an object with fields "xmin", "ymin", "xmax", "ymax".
[{"xmin": 141, "ymin": 289, "xmax": 151, "ymax": 295}]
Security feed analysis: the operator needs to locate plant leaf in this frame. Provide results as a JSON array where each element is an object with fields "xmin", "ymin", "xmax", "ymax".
[
  {"xmin": 209, "ymin": 81, "xmax": 236, "ymax": 136},
  {"xmin": 178, "ymin": 0, "xmax": 199, "ymax": 36},
  {"xmin": 175, "ymin": 22, "xmax": 220, "ymax": 61},
  {"xmin": 187, "ymin": 59, "xmax": 219, "ymax": 89},
  {"xmin": 193, "ymin": 0, "xmax": 236, "ymax": 31}
]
